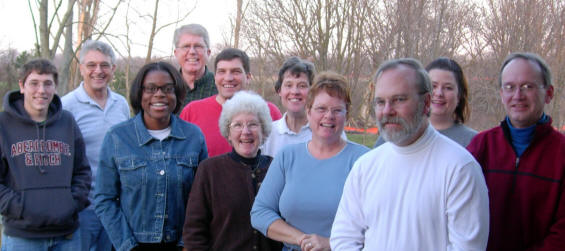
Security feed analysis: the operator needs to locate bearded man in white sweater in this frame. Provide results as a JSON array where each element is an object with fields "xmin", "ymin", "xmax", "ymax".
[{"xmin": 330, "ymin": 58, "xmax": 489, "ymax": 251}]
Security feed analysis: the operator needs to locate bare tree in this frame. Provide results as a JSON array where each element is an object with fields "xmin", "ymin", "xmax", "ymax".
[
  {"xmin": 29, "ymin": 0, "xmax": 76, "ymax": 59},
  {"xmin": 475, "ymin": 0, "xmax": 565, "ymax": 129},
  {"xmin": 143, "ymin": 0, "xmax": 193, "ymax": 63},
  {"xmin": 242, "ymin": 0, "xmax": 479, "ymax": 127},
  {"xmin": 233, "ymin": 0, "xmax": 244, "ymax": 48},
  {"xmin": 59, "ymin": 0, "xmax": 75, "ymax": 94}
]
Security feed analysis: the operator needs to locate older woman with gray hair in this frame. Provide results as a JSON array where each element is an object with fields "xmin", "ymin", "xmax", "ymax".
[{"xmin": 182, "ymin": 91, "xmax": 282, "ymax": 250}]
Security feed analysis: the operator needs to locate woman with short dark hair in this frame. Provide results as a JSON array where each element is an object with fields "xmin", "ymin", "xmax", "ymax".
[{"xmin": 261, "ymin": 57, "xmax": 316, "ymax": 157}]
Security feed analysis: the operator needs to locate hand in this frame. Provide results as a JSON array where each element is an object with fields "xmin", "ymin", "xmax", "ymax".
[{"xmin": 299, "ymin": 234, "xmax": 331, "ymax": 251}]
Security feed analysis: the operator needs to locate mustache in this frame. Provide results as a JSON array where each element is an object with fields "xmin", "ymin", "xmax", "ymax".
[{"xmin": 378, "ymin": 116, "xmax": 406, "ymax": 126}]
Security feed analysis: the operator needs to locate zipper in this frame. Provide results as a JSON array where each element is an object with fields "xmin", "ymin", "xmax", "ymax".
[{"xmin": 511, "ymin": 157, "xmax": 520, "ymax": 192}]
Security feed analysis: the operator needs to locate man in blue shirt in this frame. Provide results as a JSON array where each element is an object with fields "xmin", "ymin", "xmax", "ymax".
[{"xmin": 62, "ymin": 40, "xmax": 130, "ymax": 251}]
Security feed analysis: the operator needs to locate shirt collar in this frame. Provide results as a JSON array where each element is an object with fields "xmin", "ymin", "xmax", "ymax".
[
  {"xmin": 133, "ymin": 113, "xmax": 186, "ymax": 145},
  {"xmin": 179, "ymin": 66, "xmax": 212, "ymax": 84},
  {"xmin": 276, "ymin": 113, "xmax": 310, "ymax": 135},
  {"xmin": 390, "ymin": 123, "xmax": 434, "ymax": 154},
  {"xmin": 76, "ymin": 82, "xmax": 118, "ymax": 105},
  {"xmin": 195, "ymin": 66, "xmax": 213, "ymax": 85}
]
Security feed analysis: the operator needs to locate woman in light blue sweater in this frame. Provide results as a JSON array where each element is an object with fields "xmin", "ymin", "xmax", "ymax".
[{"xmin": 251, "ymin": 72, "xmax": 369, "ymax": 251}]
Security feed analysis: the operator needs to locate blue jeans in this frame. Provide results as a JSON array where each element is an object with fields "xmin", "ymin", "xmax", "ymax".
[
  {"xmin": 79, "ymin": 209, "xmax": 113, "ymax": 251},
  {"xmin": 1, "ymin": 229, "xmax": 81, "ymax": 251}
]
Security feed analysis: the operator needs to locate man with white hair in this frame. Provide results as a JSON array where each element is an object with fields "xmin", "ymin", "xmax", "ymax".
[
  {"xmin": 62, "ymin": 40, "xmax": 130, "ymax": 251},
  {"xmin": 330, "ymin": 58, "xmax": 489, "ymax": 250},
  {"xmin": 173, "ymin": 23, "xmax": 217, "ymax": 107}
]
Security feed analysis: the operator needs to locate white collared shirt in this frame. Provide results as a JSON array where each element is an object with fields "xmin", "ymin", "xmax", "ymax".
[{"xmin": 261, "ymin": 113, "xmax": 347, "ymax": 157}]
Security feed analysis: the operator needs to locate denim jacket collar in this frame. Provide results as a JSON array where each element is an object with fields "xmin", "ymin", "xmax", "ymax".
[{"xmin": 133, "ymin": 113, "xmax": 187, "ymax": 146}]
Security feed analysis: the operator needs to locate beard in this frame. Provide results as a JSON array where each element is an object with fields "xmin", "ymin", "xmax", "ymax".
[{"xmin": 377, "ymin": 101, "xmax": 426, "ymax": 145}]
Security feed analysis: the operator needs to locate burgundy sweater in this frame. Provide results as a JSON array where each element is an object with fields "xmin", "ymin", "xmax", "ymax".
[
  {"xmin": 467, "ymin": 118, "xmax": 565, "ymax": 251},
  {"xmin": 182, "ymin": 151, "xmax": 282, "ymax": 250}
]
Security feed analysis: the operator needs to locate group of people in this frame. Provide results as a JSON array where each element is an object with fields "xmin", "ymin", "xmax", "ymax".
[{"xmin": 0, "ymin": 22, "xmax": 562, "ymax": 251}]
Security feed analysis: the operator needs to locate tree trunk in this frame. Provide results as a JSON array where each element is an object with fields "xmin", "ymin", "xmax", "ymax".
[
  {"xmin": 234, "ymin": 0, "xmax": 243, "ymax": 48},
  {"xmin": 60, "ymin": 0, "xmax": 74, "ymax": 94},
  {"xmin": 145, "ymin": 0, "xmax": 160, "ymax": 63},
  {"xmin": 39, "ymin": 0, "xmax": 50, "ymax": 58}
]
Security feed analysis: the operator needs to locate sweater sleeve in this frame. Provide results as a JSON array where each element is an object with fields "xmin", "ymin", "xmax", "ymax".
[
  {"xmin": 267, "ymin": 102, "xmax": 282, "ymax": 121},
  {"xmin": 250, "ymin": 152, "xmax": 286, "ymax": 236},
  {"xmin": 71, "ymin": 119, "xmax": 92, "ymax": 211},
  {"xmin": 445, "ymin": 161, "xmax": 489, "ymax": 251},
  {"xmin": 330, "ymin": 160, "xmax": 366, "ymax": 250},
  {"xmin": 182, "ymin": 161, "xmax": 213, "ymax": 250},
  {"xmin": 0, "ymin": 148, "xmax": 24, "ymax": 219},
  {"xmin": 529, "ymin": 175, "xmax": 565, "ymax": 250},
  {"xmin": 94, "ymin": 132, "xmax": 137, "ymax": 251},
  {"xmin": 179, "ymin": 103, "xmax": 192, "ymax": 122},
  {"xmin": 466, "ymin": 134, "xmax": 485, "ymax": 171}
]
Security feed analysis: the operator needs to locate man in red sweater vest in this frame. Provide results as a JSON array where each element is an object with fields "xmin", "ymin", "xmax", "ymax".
[
  {"xmin": 180, "ymin": 48, "xmax": 282, "ymax": 157},
  {"xmin": 467, "ymin": 52, "xmax": 564, "ymax": 251}
]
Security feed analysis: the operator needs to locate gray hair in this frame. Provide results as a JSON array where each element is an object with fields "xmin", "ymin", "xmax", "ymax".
[
  {"xmin": 499, "ymin": 52, "xmax": 552, "ymax": 88},
  {"xmin": 173, "ymin": 24, "xmax": 210, "ymax": 48},
  {"xmin": 374, "ymin": 58, "xmax": 431, "ymax": 96},
  {"xmin": 219, "ymin": 91, "xmax": 272, "ymax": 144},
  {"xmin": 79, "ymin": 40, "xmax": 116, "ymax": 64}
]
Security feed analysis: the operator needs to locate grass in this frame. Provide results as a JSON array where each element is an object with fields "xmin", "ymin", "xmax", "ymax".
[{"xmin": 347, "ymin": 132, "xmax": 379, "ymax": 148}]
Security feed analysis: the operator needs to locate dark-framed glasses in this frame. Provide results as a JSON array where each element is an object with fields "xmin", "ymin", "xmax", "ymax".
[{"xmin": 143, "ymin": 84, "xmax": 176, "ymax": 94}]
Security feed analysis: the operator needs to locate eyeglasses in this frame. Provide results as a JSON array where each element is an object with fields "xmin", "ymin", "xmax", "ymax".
[
  {"xmin": 84, "ymin": 62, "xmax": 112, "ymax": 71},
  {"xmin": 176, "ymin": 44, "xmax": 206, "ymax": 52},
  {"xmin": 501, "ymin": 83, "xmax": 544, "ymax": 94},
  {"xmin": 229, "ymin": 121, "xmax": 261, "ymax": 132},
  {"xmin": 142, "ymin": 84, "xmax": 175, "ymax": 94},
  {"xmin": 26, "ymin": 80, "xmax": 56, "ymax": 90},
  {"xmin": 312, "ymin": 106, "xmax": 346, "ymax": 116}
]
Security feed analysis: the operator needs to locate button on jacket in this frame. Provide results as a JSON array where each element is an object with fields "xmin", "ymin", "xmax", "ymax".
[{"xmin": 94, "ymin": 113, "xmax": 207, "ymax": 251}]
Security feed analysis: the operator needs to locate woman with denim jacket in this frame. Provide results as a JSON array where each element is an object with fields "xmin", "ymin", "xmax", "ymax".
[{"xmin": 94, "ymin": 62, "xmax": 208, "ymax": 251}]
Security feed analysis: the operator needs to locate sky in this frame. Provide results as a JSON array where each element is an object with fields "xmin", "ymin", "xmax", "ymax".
[{"xmin": 0, "ymin": 0, "xmax": 234, "ymax": 58}]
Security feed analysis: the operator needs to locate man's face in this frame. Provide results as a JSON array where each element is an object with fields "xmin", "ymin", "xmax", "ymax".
[
  {"xmin": 214, "ymin": 58, "xmax": 250, "ymax": 104},
  {"xmin": 374, "ymin": 66, "xmax": 430, "ymax": 146},
  {"xmin": 79, "ymin": 50, "xmax": 115, "ymax": 93},
  {"xmin": 174, "ymin": 33, "xmax": 211, "ymax": 77},
  {"xmin": 500, "ymin": 58, "xmax": 553, "ymax": 128},
  {"xmin": 19, "ymin": 71, "xmax": 57, "ymax": 120}
]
